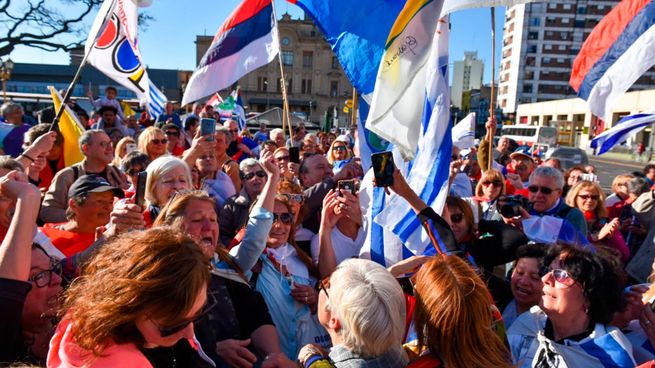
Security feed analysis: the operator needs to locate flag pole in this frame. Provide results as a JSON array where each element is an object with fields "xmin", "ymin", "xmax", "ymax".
[
  {"xmin": 487, "ymin": 7, "xmax": 496, "ymax": 172},
  {"xmin": 270, "ymin": 1, "xmax": 294, "ymax": 146},
  {"xmin": 50, "ymin": 0, "xmax": 118, "ymax": 132},
  {"xmin": 351, "ymin": 87, "xmax": 358, "ymax": 127}
]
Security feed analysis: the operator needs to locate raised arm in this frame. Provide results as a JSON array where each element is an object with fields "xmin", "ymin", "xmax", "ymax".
[{"xmin": 0, "ymin": 171, "xmax": 42, "ymax": 281}]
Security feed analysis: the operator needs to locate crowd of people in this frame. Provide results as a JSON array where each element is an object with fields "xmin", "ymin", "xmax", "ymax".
[{"xmin": 2, "ymin": 93, "xmax": 655, "ymax": 368}]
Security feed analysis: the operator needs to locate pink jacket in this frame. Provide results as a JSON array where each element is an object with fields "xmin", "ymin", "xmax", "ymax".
[{"xmin": 47, "ymin": 318, "xmax": 212, "ymax": 368}]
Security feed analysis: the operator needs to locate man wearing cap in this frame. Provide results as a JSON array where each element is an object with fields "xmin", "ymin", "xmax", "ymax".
[
  {"xmin": 41, "ymin": 175, "xmax": 124, "ymax": 257},
  {"xmin": 40, "ymin": 129, "xmax": 127, "ymax": 223},
  {"xmin": 504, "ymin": 149, "xmax": 535, "ymax": 195}
]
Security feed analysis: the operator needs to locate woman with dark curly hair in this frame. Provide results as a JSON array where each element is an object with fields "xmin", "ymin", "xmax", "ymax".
[
  {"xmin": 507, "ymin": 243, "xmax": 635, "ymax": 367},
  {"xmin": 47, "ymin": 228, "xmax": 214, "ymax": 367}
]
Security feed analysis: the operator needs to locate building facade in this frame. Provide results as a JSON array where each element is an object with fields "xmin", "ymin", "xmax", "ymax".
[
  {"xmin": 195, "ymin": 13, "xmax": 354, "ymax": 128},
  {"xmin": 451, "ymin": 51, "xmax": 484, "ymax": 109},
  {"xmin": 498, "ymin": 1, "xmax": 655, "ymax": 114}
]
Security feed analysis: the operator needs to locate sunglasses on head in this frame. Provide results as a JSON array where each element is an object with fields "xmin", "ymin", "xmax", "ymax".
[
  {"xmin": 242, "ymin": 170, "xmax": 267, "ymax": 180},
  {"xmin": 578, "ymin": 194, "xmax": 599, "ymax": 201},
  {"xmin": 450, "ymin": 213, "xmax": 464, "ymax": 223},
  {"xmin": 528, "ymin": 185, "xmax": 556, "ymax": 195},
  {"xmin": 273, "ymin": 212, "xmax": 293, "ymax": 224},
  {"xmin": 276, "ymin": 193, "xmax": 304, "ymax": 203},
  {"xmin": 157, "ymin": 293, "xmax": 218, "ymax": 337},
  {"xmin": 151, "ymin": 138, "xmax": 168, "ymax": 145}
]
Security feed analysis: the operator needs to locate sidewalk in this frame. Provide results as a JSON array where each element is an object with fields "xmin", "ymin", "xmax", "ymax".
[{"xmin": 596, "ymin": 151, "xmax": 654, "ymax": 164}]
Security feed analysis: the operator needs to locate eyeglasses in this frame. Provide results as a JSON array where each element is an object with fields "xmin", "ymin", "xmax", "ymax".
[
  {"xmin": 29, "ymin": 259, "xmax": 62, "ymax": 288},
  {"xmin": 528, "ymin": 185, "xmax": 556, "ymax": 195},
  {"xmin": 165, "ymin": 131, "xmax": 180, "ymax": 137},
  {"xmin": 482, "ymin": 180, "xmax": 503, "ymax": 187},
  {"xmin": 126, "ymin": 168, "xmax": 144, "ymax": 176},
  {"xmin": 276, "ymin": 193, "xmax": 304, "ymax": 203},
  {"xmin": 275, "ymin": 155, "xmax": 290, "ymax": 162},
  {"xmin": 242, "ymin": 170, "xmax": 267, "ymax": 180},
  {"xmin": 332, "ymin": 146, "xmax": 347, "ymax": 152},
  {"xmin": 318, "ymin": 275, "xmax": 331, "ymax": 299},
  {"xmin": 157, "ymin": 293, "xmax": 218, "ymax": 337},
  {"xmin": 151, "ymin": 138, "xmax": 168, "ymax": 145},
  {"xmin": 272, "ymin": 212, "xmax": 293, "ymax": 224},
  {"xmin": 542, "ymin": 268, "xmax": 576, "ymax": 287},
  {"xmin": 450, "ymin": 213, "xmax": 464, "ymax": 223},
  {"xmin": 578, "ymin": 194, "xmax": 600, "ymax": 201}
]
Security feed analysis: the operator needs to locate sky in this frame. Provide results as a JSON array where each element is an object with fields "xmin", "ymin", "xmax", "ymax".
[{"xmin": 8, "ymin": 0, "xmax": 506, "ymax": 85}]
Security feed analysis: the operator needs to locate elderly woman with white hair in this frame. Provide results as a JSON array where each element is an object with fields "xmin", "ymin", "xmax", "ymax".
[
  {"xmin": 142, "ymin": 155, "xmax": 192, "ymax": 226},
  {"xmin": 298, "ymin": 258, "xmax": 408, "ymax": 367}
]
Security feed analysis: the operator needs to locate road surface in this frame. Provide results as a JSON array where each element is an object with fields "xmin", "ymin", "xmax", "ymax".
[{"xmin": 588, "ymin": 156, "xmax": 646, "ymax": 193}]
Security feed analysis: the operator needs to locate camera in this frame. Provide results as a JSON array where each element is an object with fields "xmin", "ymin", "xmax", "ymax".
[{"xmin": 499, "ymin": 195, "xmax": 530, "ymax": 218}]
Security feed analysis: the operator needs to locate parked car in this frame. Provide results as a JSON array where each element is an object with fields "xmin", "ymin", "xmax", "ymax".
[{"xmin": 544, "ymin": 146, "xmax": 589, "ymax": 170}]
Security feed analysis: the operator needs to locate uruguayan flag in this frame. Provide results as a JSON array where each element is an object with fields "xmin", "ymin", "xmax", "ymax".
[
  {"xmin": 452, "ymin": 112, "xmax": 476, "ymax": 149},
  {"xmin": 147, "ymin": 84, "xmax": 167, "ymax": 120},
  {"xmin": 591, "ymin": 111, "xmax": 655, "ymax": 155},
  {"xmin": 360, "ymin": 17, "xmax": 452, "ymax": 265}
]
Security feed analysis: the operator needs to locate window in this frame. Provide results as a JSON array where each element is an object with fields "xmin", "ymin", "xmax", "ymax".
[
  {"xmin": 598, "ymin": 5, "xmax": 605, "ymax": 10},
  {"xmin": 301, "ymin": 79, "xmax": 312, "ymax": 94},
  {"xmin": 330, "ymin": 80, "xmax": 339, "ymax": 97},
  {"xmin": 258, "ymin": 77, "xmax": 268, "ymax": 92},
  {"xmin": 331, "ymin": 56, "xmax": 339, "ymax": 69},
  {"xmin": 528, "ymin": 31, "xmax": 539, "ymax": 40},
  {"xmin": 282, "ymin": 51, "xmax": 294, "ymax": 66},
  {"xmin": 302, "ymin": 51, "xmax": 313, "ymax": 68},
  {"xmin": 575, "ymin": 20, "xmax": 585, "ymax": 28},
  {"xmin": 528, "ymin": 45, "xmax": 537, "ymax": 53},
  {"xmin": 543, "ymin": 57, "xmax": 551, "ymax": 64},
  {"xmin": 560, "ymin": 32, "xmax": 568, "ymax": 40},
  {"xmin": 563, "ymin": 4, "xmax": 571, "ymax": 10},
  {"xmin": 530, "ymin": 17, "xmax": 540, "ymax": 26},
  {"xmin": 556, "ymin": 58, "xmax": 564, "ymax": 64},
  {"xmin": 281, "ymin": 37, "xmax": 290, "ymax": 46},
  {"xmin": 558, "ymin": 45, "xmax": 566, "ymax": 51},
  {"xmin": 546, "ymin": 31, "xmax": 554, "ymax": 36},
  {"xmin": 523, "ymin": 84, "xmax": 533, "ymax": 94},
  {"xmin": 562, "ymin": 17, "xmax": 570, "ymax": 23},
  {"xmin": 544, "ymin": 44, "xmax": 552, "ymax": 50},
  {"xmin": 577, "ymin": 6, "xmax": 586, "ymax": 14}
]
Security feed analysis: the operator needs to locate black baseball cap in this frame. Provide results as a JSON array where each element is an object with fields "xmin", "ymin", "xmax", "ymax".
[{"xmin": 68, "ymin": 174, "xmax": 125, "ymax": 199}]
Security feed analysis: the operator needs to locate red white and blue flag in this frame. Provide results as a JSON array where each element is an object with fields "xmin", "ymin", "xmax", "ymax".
[
  {"xmin": 182, "ymin": 0, "xmax": 279, "ymax": 105},
  {"xmin": 570, "ymin": 0, "xmax": 655, "ymax": 120}
]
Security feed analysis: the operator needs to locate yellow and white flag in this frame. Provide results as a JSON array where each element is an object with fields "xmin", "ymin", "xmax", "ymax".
[
  {"xmin": 366, "ymin": 0, "xmax": 444, "ymax": 159},
  {"xmin": 49, "ymin": 87, "xmax": 85, "ymax": 167}
]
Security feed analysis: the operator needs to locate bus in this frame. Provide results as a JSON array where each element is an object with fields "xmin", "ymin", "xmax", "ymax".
[{"xmin": 500, "ymin": 125, "xmax": 558, "ymax": 147}]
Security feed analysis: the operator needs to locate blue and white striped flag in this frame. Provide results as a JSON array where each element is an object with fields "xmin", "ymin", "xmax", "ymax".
[
  {"xmin": 591, "ymin": 111, "xmax": 655, "ymax": 155},
  {"xmin": 365, "ymin": 17, "xmax": 452, "ymax": 263},
  {"xmin": 147, "ymin": 83, "xmax": 167, "ymax": 120}
]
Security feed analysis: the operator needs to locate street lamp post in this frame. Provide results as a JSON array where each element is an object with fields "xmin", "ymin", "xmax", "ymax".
[
  {"xmin": 308, "ymin": 100, "xmax": 312, "ymax": 123},
  {"xmin": 1, "ymin": 59, "xmax": 14, "ymax": 103}
]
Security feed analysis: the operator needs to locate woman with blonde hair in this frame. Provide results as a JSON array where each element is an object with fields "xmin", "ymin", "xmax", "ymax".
[
  {"xmin": 565, "ymin": 180, "xmax": 629, "ymax": 262},
  {"xmin": 138, "ymin": 126, "xmax": 168, "ymax": 161},
  {"xmin": 112, "ymin": 136, "xmax": 136, "ymax": 166},
  {"xmin": 326, "ymin": 136, "xmax": 352, "ymax": 174},
  {"xmin": 409, "ymin": 255, "xmax": 511, "ymax": 368},
  {"xmin": 463, "ymin": 168, "xmax": 506, "ymax": 223},
  {"xmin": 48, "ymin": 228, "xmax": 214, "ymax": 367}
]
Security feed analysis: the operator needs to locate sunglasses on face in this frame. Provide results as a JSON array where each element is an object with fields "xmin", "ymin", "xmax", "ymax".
[
  {"xmin": 482, "ymin": 180, "xmax": 503, "ymax": 187},
  {"xmin": 165, "ymin": 131, "xmax": 180, "ymax": 137},
  {"xmin": 151, "ymin": 138, "xmax": 168, "ymax": 145},
  {"xmin": 318, "ymin": 275, "xmax": 331, "ymax": 299},
  {"xmin": 578, "ymin": 194, "xmax": 600, "ymax": 201},
  {"xmin": 528, "ymin": 185, "xmax": 556, "ymax": 195},
  {"xmin": 30, "ymin": 259, "xmax": 62, "ymax": 288},
  {"xmin": 157, "ymin": 293, "xmax": 218, "ymax": 337},
  {"xmin": 450, "ymin": 213, "xmax": 464, "ymax": 224},
  {"xmin": 242, "ymin": 170, "xmax": 267, "ymax": 180},
  {"xmin": 332, "ymin": 146, "xmax": 347, "ymax": 152},
  {"xmin": 541, "ymin": 268, "xmax": 576, "ymax": 287},
  {"xmin": 272, "ymin": 212, "xmax": 293, "ymax": 224}
]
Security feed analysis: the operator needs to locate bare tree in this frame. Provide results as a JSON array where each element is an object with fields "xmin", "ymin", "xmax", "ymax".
[{"xmin": 0, "ymin": 0, "xmax": 152, "ymax": 58}]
